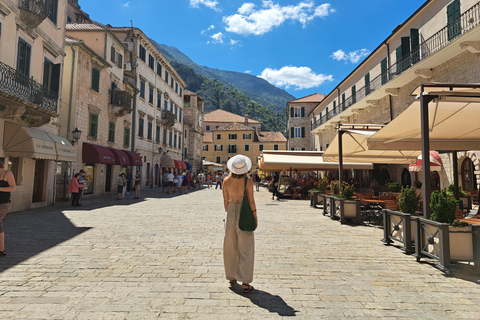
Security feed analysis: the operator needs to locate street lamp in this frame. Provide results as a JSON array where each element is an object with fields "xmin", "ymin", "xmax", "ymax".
[{"xmin": 71, "ymin": 127, "xmax": 82, "ymax": 144}]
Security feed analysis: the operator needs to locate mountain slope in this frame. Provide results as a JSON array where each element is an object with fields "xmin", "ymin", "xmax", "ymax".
[{"xmin": 150, "ymin": 40, "xmax": 295, "ymax": 112}]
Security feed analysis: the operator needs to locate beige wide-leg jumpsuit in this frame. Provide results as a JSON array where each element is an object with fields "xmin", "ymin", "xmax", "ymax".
[{"xmin": 223, "ymin": 199, "xmax": 255, "ymax": 284}]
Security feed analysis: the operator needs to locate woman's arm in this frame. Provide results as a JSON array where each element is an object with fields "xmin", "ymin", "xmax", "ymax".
[
  {"xmin": 222, "ymin": 177, "xmax": 229, "ymax": 211},
  {"xmin": 246, "ymin": 179, "xmax": 257, "ymax": 223},
  {"xmin": 0, "ymin": 171, "xmax": 16, "ymax": 192}
]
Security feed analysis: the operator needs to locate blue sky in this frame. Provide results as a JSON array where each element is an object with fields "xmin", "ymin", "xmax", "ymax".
[{"xmin": 78, "ymin": 0, "xmax": 424, "ymax": 99}]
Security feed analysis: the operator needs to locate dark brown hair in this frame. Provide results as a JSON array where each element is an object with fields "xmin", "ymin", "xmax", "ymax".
[{"xmin": 229, "ymin": 172, "xmax": 247, "ymax": 179}]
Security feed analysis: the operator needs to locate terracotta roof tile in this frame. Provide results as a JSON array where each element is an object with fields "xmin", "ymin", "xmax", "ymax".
[
  {"xmin": 204, "ymin": 109, "xmax": 261, "ymax": 124},
  {"xmin": 257, "ymin": 131, "xmax": 287, "ymax": 142},
  {"xmin": 203, "ymin": 132, "xmax": 213, "ymax": 143},
  {"xmin": 288, "ymin": 93, "xmax": 326, "ymax": 103},
  {"xmin": 215, "ymin": 123, "xmax": 254, "ymax": 131},
  {"xmin": 66, "ymin": 23, "xmax": 105, "ymax": 31}
]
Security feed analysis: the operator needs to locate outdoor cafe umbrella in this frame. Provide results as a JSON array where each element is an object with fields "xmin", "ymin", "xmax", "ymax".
[{"xmin": 408, "ymin": 151, "xmax": 443, "ymax": 172}]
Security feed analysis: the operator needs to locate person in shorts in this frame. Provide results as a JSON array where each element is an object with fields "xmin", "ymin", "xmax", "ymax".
[
  {"xmin": 0, "ymin": 160, "xmax": 16, "ymax": 257},
  {"xmin": 134, "ymin": 170, "xmax": 141, "ymax": 199},
  {"xmin": 166, "ymin": 170, "xmax": 174, "ymax": 194}
]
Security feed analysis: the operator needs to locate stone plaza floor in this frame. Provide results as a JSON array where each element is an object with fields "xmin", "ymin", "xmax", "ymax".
[{"xmin": 0, "ymin": 185, "xmax": 479, "ymax": 319}]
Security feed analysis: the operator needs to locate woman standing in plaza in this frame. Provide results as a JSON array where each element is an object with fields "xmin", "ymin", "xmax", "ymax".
[
  {"xmin": 0, "ymin": 161, "xmax": 16, "ymax": 256},
  {"xmin": 223, "ymin": 155, "xmax": 257, "ymax": 293}
]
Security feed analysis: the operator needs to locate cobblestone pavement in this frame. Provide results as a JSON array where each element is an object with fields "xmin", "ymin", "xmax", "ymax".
[{"xmin": 0, "ymin": 186, "xmax": 480, "ymax": 319}]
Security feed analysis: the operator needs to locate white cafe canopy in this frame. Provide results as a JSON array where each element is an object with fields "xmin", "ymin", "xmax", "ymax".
[
  {"xmin": 259, "ymin": 150, "xmax": 373, "ymax": 171},
  {"xmin": 323, "ymin": 125, "xmax": 420, "ymax": 164},
  {"xmin": 368, "ymin": 83, "xmax": 480, "ymax": 151}
]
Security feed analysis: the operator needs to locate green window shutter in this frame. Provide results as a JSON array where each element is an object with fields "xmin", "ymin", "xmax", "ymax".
[
  {"xmin": 381, "ymin": 58, "xmax": 388, "ymax": 85},
  {"xmin": 447, "ymin": 0, "xmax": 461, "ymax": 40},
  {"xmin": 108, "ymin": 121, "xmax": 115, "ymax": 142},
  {"xmin": 291, "ymin": 127, "xmax": 294, "ymax": 138},
  {"xmin": 290, "ymin": 107, "xmax": 294, "ymax": 118},
  {"xmin": 365, "ymin": 73, "xmax": 370, "ymax": 95},
  {"xmin": 396, "ymin": 45, "xmax": 403, "ymax": 72},
  {"xmin": 301, "ymin": 107, "xmax": 305, "ymax": 117},
  {"xmin": 401, "ymin": 37, "xmax": 410, "ymax": 57},
  {"xmin": 91, "ymin": 68, "xmax": 100, "ymax": 92},
  {"xmin": 301, "ymin": 127, "xmax": 305, "ymax": 138},
  {"xmin": 410, "ymin": 29, "xmax": 419, "ymax": 51},
  {"xmin": 124, "ymin": 127, "xmax": 130, "ymax": 147},
  {"xmin": 351, "ymin": 85, "xmax": 356, "ymax": 104},
  {"xmin": 333, "ymin": 101, "xmax": 336, "ymax": 113},
  {"xmin": 89, "ymin": 113, "xmax": 98, "ymax": 139}
]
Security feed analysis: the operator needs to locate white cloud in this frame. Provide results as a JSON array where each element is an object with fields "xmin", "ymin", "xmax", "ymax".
[
  {"xmin": 230, "ymin": 39, "xmax": 239, "ymax": 45},
  {"xmin": 123, "ymin": 1, "xmax": 130, "ymax": 7},
  {"xmin": 189, "ymin": 0, "xmax": 219, "ymax": 11},
  {"xmin": 330, "ymin": 49, "xmax": 370, "ymax": 64},
  {"xmin": 210, "ymin": 32, "xmax": 225, "ymax": 44},
  {"xmin": 201, "ymin": 25, "xmax": 215, "ymax": 34},
  {"xmin": 259, "ymin": 66, "xmax": 333, "ymax": 90},
  {"xmin": 245, "ymin": 70, "xmax": 252, "ymax": 74},
  {"xmin": 223, "ymin": 1, "xmax": 335, "ymax": 36}
]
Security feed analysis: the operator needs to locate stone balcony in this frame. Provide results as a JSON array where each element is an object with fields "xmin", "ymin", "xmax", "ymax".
[
  {"xmin": 19, "ymin": 0, "xmax": 47, "ymax": 29},
  {"xmin": 109, "ymin": 90, "xmax": 132, "ymax": 117},
  {"xmin": 161, "ymin": 110, "xmax": 175, "ymax": 128}
]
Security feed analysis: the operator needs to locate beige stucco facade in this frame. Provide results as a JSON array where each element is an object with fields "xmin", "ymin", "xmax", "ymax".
[{"xmin": 310, "ymin": 0, "xmax": 480, "ymax": 191}]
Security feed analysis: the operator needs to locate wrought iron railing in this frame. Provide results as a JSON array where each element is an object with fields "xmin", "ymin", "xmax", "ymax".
[
  {"xmin": 20, "ymin": 0, "xmax": 47, "ymax": 17},
  {"xmin": 312, "ymin": 1, "xmax": 480, "ymax": 131},
  {"xmin": 0, "ymin": 60, "xmax": 58, "ymax": 113},
  {"xmin": 110, "ymin": 90, "xmax": 132, "ymax": 109},
  {"xmin": 161, "ymin": 110, "xmax": 175, "ymax": 128}
]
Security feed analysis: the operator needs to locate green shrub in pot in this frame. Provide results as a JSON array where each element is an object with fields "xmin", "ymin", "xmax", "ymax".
[
  {"xmin": 341, "ymin": 182, "xmax": 356, "ymax": 200},
  {"xmin": 330, "ymin": 180, "xmax": 340, "ymax": 196},
  {"xmin": 388, "ymin": 182, "xmax": 402, "ymax": 193},
  {"xmin": 430, "ymin": 190, "xmax": 457, "ymax": 225},
  {"xmin": 317, "ymin": 177, "xmax": 329, "ymax": 192},
  {"xmin": 398, "ymin": 186, "xmax": 420, "ymax": 214}
]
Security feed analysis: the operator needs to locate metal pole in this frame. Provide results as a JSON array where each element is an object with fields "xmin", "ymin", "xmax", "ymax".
[
  {"xmin": 453, "ymin": 151, "xmax": 459, "ymax": 200},
  {"xmin": 420, "ymin": 91, "xmax": 432, "ymax": 219},
  {"xmin": 338, "ymin": 129, "xmax": 344, "ymax": 188}
]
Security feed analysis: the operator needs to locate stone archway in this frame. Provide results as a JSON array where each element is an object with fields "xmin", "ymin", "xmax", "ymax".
[{"xmin": 457, "ymin": 151, "xmax": 480, "ymax": 192}]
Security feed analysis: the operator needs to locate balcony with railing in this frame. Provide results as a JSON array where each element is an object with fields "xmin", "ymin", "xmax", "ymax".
[
  {"xmin": 19, "ymin": 0, "xmax": 47, "ymax": 29},
  {"xmin": 110, "ymin": 90, "xmax": 132, "ymax": 116},
  {"xmin": 161, "ymin": 110, "xmax": 175, "ymax": 128},
  {"xmin": 312, "ymin": 1, "xmax": 480, "ymax": 131},
  {"xmin": 0, "ymin": 60, "xmax": 58, "ymax": 117}
]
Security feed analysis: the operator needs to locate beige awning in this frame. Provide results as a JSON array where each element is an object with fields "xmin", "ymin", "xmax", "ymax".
[
  {"xmin": 259, "ymin": 151, "xmax": 373, "ymax": 171},
  {"xmin": 160, "ymin": 154, "xmax": 175, "ymax": 168},
  {"xmin": 368, "ymin": 84, "xmax": 480, "ymax": 151},
  {"xmin": 46, "ymin": 133, "xmax": 76, "ymax": 162},
  {"xmin": 3, "ymin": 122, "xmax": 57, "ymax": 160},
  {"xmin": 323, "ymin": 128, "xmax": 420, "ymax": 164}
]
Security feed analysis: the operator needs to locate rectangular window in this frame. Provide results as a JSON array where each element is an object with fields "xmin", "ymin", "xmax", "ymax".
[
  {"xmin": 245, "ymin": 145, "xmax": 250, "ymax": 152},
  {"xmin": 149, "ymin": 86, "xmax": 154, "ymax": 104},
  {"xmin": 139, "ymin": 44, "xmax": 146, "ymax": 62},
  {"xmin": 381, "ymin": 58, "xmax": 388, "ymax": 85},
  {"xmin": 216, "ymin": 134, "xmax": 221, "ymax": 140},
  {"xmin": 110, "ymin": 46, "xmax": 116, "ymax": 63},
  {"xmin": 203, "ymin": 145, "xmax": 208, "ymax": 151},
  {"xmin": 229, "ymin": 134, "xmax": 237, "ymax": 140},
  {"xmin": 169, "ymin": 131, "xmax": 173, "ymax": 146},
  {"xmin": 156, "ymin": 62, "xmax": 162, "ymax": 77},
  {"xmin": 274, "ymin": 145, "xmax": 279, "ymax": 150},
  {"xmin": 124, "ymin": 127, "xmax": 130, "ymax": 147},
  {"xmin": 243, "ymin": 133, "xmax": 252, "ymax": 140},
  {"xmin": 294, "ymin": 127, "xmax": 301, "ymax": 138},
  {"xmin": 138, "ymin": 117, "xmax": 144, "ymax": 138},
  {"xmin": 259, "ymin": 145, "xmax": 264, "ymax": 151},
  {"xmin": 293, "ymin": 107, "xmax": 305, "ymax": 118},
  {"xmin": 43, "ymin": 58, "xmax": 61, "ymax": 94},
  {"xmin": 17, "ymin": 38, "xmax": 31, "ymax": 77},
  {"xmin": 170, "ymin": 78, "xmax": 174, "ymax": 88},
  {"xmin": 175, "ymin": 106, "xmax": 178, "ymax": 120},
  {"xmin": 179, "ymin": 88, "xmax": 183, "ymax": 97},
  {"xmin": 163, "ymin": 129, "xmax": 167, "ymax": 144},
  {"xmin": 216, "ymin": 157, "xmax": 221, "ymax": 163},
  {"xmin": 165, "ymin": 70, "xmax": 169, "ymax": 83},
  {"xmin": 228, "ymin": 145, "xmax": 237, "ymax": 153},
  {"xmin": 148, "ymin": 54, "xmax": 155, "ymax": 70},
  {"xmin": 175, "ymin": 83, "xmax": 178, "ymax": 93},
  {"xmin": 117, "ymin": 54, "xmax": 123, "ymax": 68},
  {"xmin": 156, "ymin": 125, "xmax": 160, "ymax": 143},
  {"xmin": 184, "ymin": 148, "xmax": 188, "ymax": 159},
  {"xmin": 164, "ymin": 100, "xmax": 168, "ymax": 110},
  {"xmin": 140, "ymin": 80, "xmax": 145, "ymax": 99},
  {"xmin": 88, "ymin": 113, "xmax": 98, "ymax": 139},
  {"xmin": 179, "ymin": 110, "xmax": 182, "ymax": 122},
  {"xmin": 215, "ymin": 145, "xmax": 223, "ymax": 151},
  {"xmin": 206, "ymin": 125, "xmax": 211, "ymax": 131},
  {"xmin": 170, "ymin": 102, "xmax": 174, "ymax": 112},
  {"xmin": 147, "ymin": 121, "xmax": 153, "ymax": 140},
  {"xmin": 108, "ymin": 121, "xmax": 115, "ymax": 142},
  {"xmin": 157, "ymin": 92, "xmax": 162, "ymax": 109},
  {"xmin": 185, "ymin": 129, "xmax": 187, "ymax": 138},
  {"xmin": 45, "ymin": 0, "xmax": 58, "ymax": 25},
  {"xmin": 178, "ymin": 137, "xmax": 181, "ymax": 149}
]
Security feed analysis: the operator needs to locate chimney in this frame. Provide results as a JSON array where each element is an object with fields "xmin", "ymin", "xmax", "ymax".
[{"xmin": 244, "ymin": 114, "xmax": 249, "ymax": 127}]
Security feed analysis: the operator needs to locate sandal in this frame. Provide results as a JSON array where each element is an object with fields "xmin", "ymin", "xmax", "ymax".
[
  {"xmin": 229, "ymin": 279, "xmax": 237, "ymax": 286},
  {"xmin": 242, "ymin": 284, "xmax": 254, "ymax": 293},
  {"xmin": 0, "ymin": 250, "xmax": 6, "ymax": 256}
]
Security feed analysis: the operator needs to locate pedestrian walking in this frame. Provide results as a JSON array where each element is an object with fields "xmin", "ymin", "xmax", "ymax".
[
  {"xmin": 216, "ymin": 172, "xmax": 223, "ymax": 190},
  {"xmin": 186, "ymin": 171, "xmax": 192, "ymax": 189},
  {"xmin": 117, "ymin": 173, "xmax": 126, "ymax": 200},
  {"xmin": 268, "ymin": 171, "xmax": 280, "ymax": 201},
  {"xmin": 0, "ymin": 161, "xmax": 16, "ymax": 257},
  {"xmin": 181, "ymin": 172, "xmax": 188, "ymax": 194},
  {"xmin": 126, "ymin": 169, "xmax": 132, "ymax": 194},
  {"xmin": 134, "ymin": 170, "xmax": 141, "ymax": 199},
  {"xmin": 77, "ymin": 169, "xmax": 86, "ymax": 204},
  {"xmin": 254, "ymin": 171, "xmax": 261, "ymax": 192},
  {"xmin": 198, "ymin": 171, "xmax": 205, "ymax": 189},
  {"xmin": 68, "ymin": 173, "xmax": 84, "ymax": 207},
  {"xmin": 207, "ymin": 172, "xmax": 213, "ymax": 188},
  {"xmin": 162, "ymin": 171, "xmax": 168, "ymax": 193},
  {"xmin": 166, "ymin": 170, "xmax": 174, "ymax": 194},
  {"xmin": 223, "ymin": 154, "xmax": 257, "ymax": 293}
]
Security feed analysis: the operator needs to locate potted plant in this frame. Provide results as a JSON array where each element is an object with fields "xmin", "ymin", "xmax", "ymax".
[
  {"xmin": 310, "ymin": 177, "xmax": 329, "ymax": 208},
  {"xmin": 446, "ymin": 185, "xmax": 471, "ymax": 211},
  {"xmin": 389, "ymin": 182, "xmax": 402, "ymax": 193},
  {"xmin": 398, "ymin": 186, "xmax": 420, "ymax": 215}
]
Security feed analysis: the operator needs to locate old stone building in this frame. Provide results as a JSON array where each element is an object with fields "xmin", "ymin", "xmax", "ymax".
[
  {"xmin": 286, "ymin": 93, "xmax": 326, "ymax": 151},
  {"xmin": 183, "ymin": 90, "xmax": 204, "ymax": 173},
  {"xmin": 0, "ymin": 0, "xmax": 71, "ymax": 212},
  {"xmin": 310, "ymin": 0, "xmax": 480, "ymax": 191}
]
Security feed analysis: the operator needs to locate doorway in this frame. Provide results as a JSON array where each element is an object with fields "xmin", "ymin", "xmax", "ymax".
[
  {"xmin": 32, "ymin": 159, "xmax": 47, "ymax": 203},
  {"xmin": 401, "ymin": 168, "xmax": 411, "ymax": 187},
  {"xmin": 105, "ymin": 164, "xmax": 112, "ymax": 192},
  {"xmin": 146, "ymin": 162, "xmax": 151, "ymax": 186},
  {"xmin": 462, "ymin": 158, "xmax": 478, "ymax": 192},
  {"xmin": 154, "ymin": 164, "xmax": 159, "ymax": 187}
]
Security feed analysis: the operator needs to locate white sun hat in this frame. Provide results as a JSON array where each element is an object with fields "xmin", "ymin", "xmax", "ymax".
[{"xmin": 227, "ymin": 154, "xmax": 252, "ymax": 175}]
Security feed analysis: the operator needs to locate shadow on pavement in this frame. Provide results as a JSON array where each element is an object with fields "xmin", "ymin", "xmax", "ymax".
[
  {"xmin": 229, "ymin": 285, "xmax": 298, "ymax": 316},
  {"xmin": 0, "ymin": 208, "xmax": 91, "ymax": 273}
]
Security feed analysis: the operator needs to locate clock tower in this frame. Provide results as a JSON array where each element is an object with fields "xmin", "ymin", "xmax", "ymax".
[{"xmin": 183, "ymin": 90, "xmax": 205, "ymax": 173}]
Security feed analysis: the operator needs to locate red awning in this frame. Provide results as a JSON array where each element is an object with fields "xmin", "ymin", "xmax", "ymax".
[
  {"xmin": 83, "ymin": 143, "xmax": 115, "ymax": 164},
  {"xmin": 108, "ymin": 148, "xmax": 130, "ymax": 166},
  {"xmin": 174, "ymin": 160, "xmax": 182, "ymax": 169},
  {"xmin": 125, "ymin": 151, "xmax": 142, "ymax": 166},
  {"xmin": 182, "ymin": 161, "xmax": 187, "ymax": 170}
]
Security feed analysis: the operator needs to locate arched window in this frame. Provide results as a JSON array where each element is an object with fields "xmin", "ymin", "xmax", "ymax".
[
  {"xmin": 401, "ymin": 168, "xmax": 411, "ymax": 187},
  {"xmin": 462, "ymin": 158, "xmax": 478, "ymax": 192}
]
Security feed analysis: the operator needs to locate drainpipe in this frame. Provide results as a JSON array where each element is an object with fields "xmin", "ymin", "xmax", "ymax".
[
  {"xmin": 65, "ymin": 43, "xmax": 77, "ymax": 201},
  {"xmin": 336, "ymin": 87, "xmax": 341, "ymax": 117},
  {"xmin": 131, "ymin": 35, "xmax": 138, "ymax": 154}
]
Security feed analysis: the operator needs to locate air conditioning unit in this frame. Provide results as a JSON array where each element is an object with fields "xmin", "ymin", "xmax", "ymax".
[
  {"xmin": 123, "ymin": 42, "xmax": 134, "ymax": 52},
  {"xmin": 124, "ymin": 62, "xmax": 132, "ymax": 71}
]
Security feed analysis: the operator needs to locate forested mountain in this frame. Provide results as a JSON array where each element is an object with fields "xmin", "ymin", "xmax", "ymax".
[{"xmin": 149, "ymin": 39, "xmax": 294, "ymax": 133}]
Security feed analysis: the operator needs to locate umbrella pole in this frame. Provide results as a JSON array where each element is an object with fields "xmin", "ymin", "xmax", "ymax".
[
  {"xmin": 338, "ymin": 130, "xmax": 344, "ymax": 188},
  {"xmin": 420, "ymin": 91, "xmax": 434, "ymax": 219},
  {"xmin": 453, "ymin": 151, "xmax": 459, "ymax": 200}
]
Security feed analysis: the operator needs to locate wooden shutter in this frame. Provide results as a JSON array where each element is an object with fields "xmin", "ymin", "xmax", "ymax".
[
  {"xmin": 447, "ymin": 0, "xmax": 461, "ymax": 39},
  {"xmin": 290, "ymin": 107, "xmax": 294, "ymax": 118},
  {"xmin": 301, "ymin": 127, "xmax": 305, "ymax": 138},
  {"xmin": 111, "ymin": 46, "xmax": 116, "ymax": 62},
  {"xmin": 351, "ymin": 85, "xmax": 356, "ymax": 104},
  {"xmin": 301, "ymin": 107, "xmax": 305, "ymax": 117},
  {"xmin": 396, "ymin": 45, "xmax": 403, "ymax": 73},
  {"xmin": 381, "ymin": 58, "xmax": 388, "ymax": 85},
  {"xmin": 51, "ymin": 63, "xmax": 61, "ymax": 94},
  {"xmin": 410, "ymin": 29, "xmax": 419, "ymax": 51},
  {"xmin": 291, "ymin": 127, "xmax": 294, "ymax": 138},
  {"xmin": 401, "ymin": 37, "xmax": 410, "ymax": 57},
  {"xmin": 91, "ymin": 68, "xmax": 100, "ymax": 92}
]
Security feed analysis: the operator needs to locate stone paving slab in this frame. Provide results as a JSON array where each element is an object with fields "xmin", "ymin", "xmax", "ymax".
[{"xmin": 0, "ymin": 186, "xmax": 479, "ymax": 319}]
